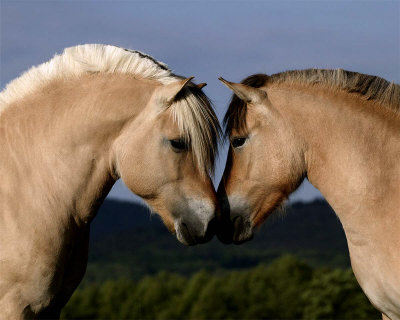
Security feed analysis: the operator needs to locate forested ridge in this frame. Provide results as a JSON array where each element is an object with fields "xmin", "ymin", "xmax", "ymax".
[{"xmin": 61, "ymin": 199, "xmax": 379, "ymax": 319}]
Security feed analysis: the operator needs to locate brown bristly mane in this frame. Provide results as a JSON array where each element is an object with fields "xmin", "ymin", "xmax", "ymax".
[{"xmin": 224, "ymin": 69, "xmax": 400, "ymax": 135}]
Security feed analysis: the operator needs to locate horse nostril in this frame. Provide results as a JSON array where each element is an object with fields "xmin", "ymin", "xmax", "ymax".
[
  {"xmin": 232, "ymin": 215, "xmax": 253, "ymax": 244},
  {"xmin": 233, "ymin": 216, "xmax": 243, "ymax": 237},
  {"xmin": 232, "ymin": 215, "xmax": 242, "ymax": 226},
  {"xmin": 179, "ymin": 222, "xmax": 195, "ymax": 245}
]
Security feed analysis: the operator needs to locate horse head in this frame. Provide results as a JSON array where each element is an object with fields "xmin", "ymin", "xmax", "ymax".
[
  {"xmin": 217, "ymin": 75, "xmax": 306, "ymax": 244},
  {"xmin": 114, "ymin": 77, "xmax": 221, "ymax": 245}
]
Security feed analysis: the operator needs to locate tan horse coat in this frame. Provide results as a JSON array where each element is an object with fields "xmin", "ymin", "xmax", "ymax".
[
  {"xmin": 0, "ymin": 45, "xmax": 220, "ymax": 318},
  {"xmin": 219, "ymin": 70, "xmax": 400, "ymax": 319}
]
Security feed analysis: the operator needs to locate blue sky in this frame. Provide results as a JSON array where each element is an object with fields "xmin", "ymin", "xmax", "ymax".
[{"xmin": 1, "ymin": 1, "xmax": 399, "ymax": 203}]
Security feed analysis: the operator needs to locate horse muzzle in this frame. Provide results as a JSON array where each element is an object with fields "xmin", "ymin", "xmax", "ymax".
[
  {"xmin": 216, "ymin": 192, "xmax": 254, "ymax": 244},
  {"xmin": 175, "ymin": 217, "xmax": 216, "ymax": 246},
  {"xmin": 173, "ymin": 199, "xmax": 216, "ymax": 246}
]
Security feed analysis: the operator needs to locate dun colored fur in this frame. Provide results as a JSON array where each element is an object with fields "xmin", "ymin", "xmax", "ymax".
[
  {"xmin": 219, "ymin": 69, "xmax": 400, "ymax": 319},
  {"xmin": 0, "ymin": 44, "xmax": 220, "ymax": 318},
  {"xmin": 224, "ymin": 69, "xmax": 399, "ymax": 135}
]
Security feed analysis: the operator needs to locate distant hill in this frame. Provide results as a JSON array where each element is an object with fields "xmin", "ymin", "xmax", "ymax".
[{"xmin": 83, "ymin": 199, "xmax": 350, "ymax": 284}]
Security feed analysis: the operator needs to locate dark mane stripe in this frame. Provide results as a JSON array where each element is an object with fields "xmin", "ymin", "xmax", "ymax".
[{"xmin": 121, "ymin": 47, "xmax": 170, "ymax": 71}]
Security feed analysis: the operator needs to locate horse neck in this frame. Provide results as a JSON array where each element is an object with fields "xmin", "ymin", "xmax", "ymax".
[
  {"xmin": 0, "ymin": 74, "xmax": 151, "ymax": 225},
  {"xmin": 269, "ymin": 84, "xmax": 400, "ymax": 230}
]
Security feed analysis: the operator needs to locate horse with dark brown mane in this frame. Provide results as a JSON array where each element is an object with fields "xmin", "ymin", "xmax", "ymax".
[{"xmin": 218, "ymin": 69, "xmax": 400, "ymax": 319}]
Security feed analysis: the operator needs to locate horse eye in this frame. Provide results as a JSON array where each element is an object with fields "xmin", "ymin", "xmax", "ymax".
[
  {"xmin": 231, "ymin": 137, "xmax": 247, "ymax": 149},
  {"xmin": 170, "ymin": 139, "xmax": 188, "ymax": 151}
]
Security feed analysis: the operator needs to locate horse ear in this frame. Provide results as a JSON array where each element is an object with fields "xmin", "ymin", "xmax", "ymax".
[
  {"xmin": 156, "ymin": 77, "xmax": 194, "ymax": 107},
  {"xmin": 218, "ymin": 77, "xmax": 267, "ymax": 104},
  {"xmin": 196, "ymin": 83, "xmax": 207, "ymax": 89}
]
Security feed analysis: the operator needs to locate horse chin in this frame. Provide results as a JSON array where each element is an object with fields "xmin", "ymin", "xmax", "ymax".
[
  {"xmin": 174, "ymin": 217, "xmax": 216, "ymax": 246},
  {"xmin": 176, "ymin": 226, "xmax": 197, "ymax": 246},
  {"xmin": 232, "ymin": 216, "xmax": 254, "ymax": 244},
  {"xmin": 175, "ymin": 229, "xmax": 213, "ymax": 246}
]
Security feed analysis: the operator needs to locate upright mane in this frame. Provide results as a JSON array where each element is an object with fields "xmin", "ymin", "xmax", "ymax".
[
  {"xmin": 224, "ymin": 69, "xmax": 400, "ymax": 135},
  {"xmin": 271, "ymin": 69, "xmax": 400, "ymax": 110},
  {"xmin": 0, "ymin": 44, "xmax": 177, "ymax": 109},
  {"xmin": 0, "ymin": 44, "xmax": 221, "ymax": 174}
]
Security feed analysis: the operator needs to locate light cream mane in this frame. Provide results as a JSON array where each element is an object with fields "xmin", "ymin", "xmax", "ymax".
[
  {"xmin": 171, "ymin": 86, "xmax": 221, "ymax": 175},
  {"xmin": 0, "ymin": 44, "xmax": 221, "ymax": 174},
  {"xmin": 270, "ymin": 69, "xmax": 400, "ymax": 112},
  {"xmin": 0, "ymin": 44, "xmax": 177, "ymax": 109}
]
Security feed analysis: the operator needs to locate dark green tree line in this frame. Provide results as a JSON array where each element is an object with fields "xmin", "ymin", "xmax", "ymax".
[{"xmin": 61, "ymin": 255, "xmax": 379, "ymax": 319}]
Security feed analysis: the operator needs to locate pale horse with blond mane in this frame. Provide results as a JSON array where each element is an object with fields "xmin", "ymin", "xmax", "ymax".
[
  {"xmin": 217, "ymin": 70, "xmax": 399, "ymax": 319},
  {"xmin": 0, "ymin": 44, "xmax": 221, "ymax": 318}
]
